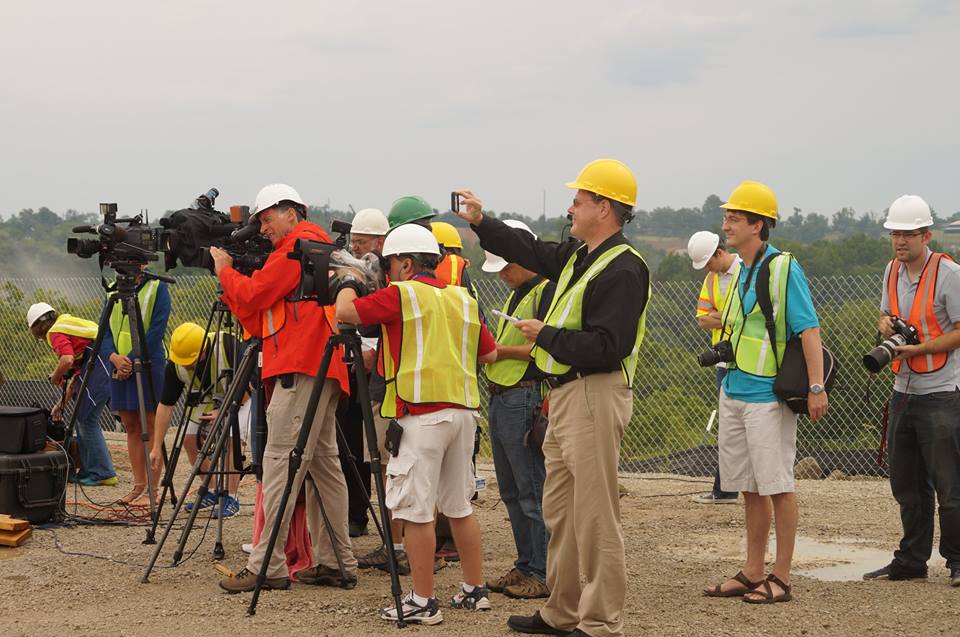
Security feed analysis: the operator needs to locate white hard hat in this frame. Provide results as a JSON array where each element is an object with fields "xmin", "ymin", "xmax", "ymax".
[
  {"xmin": 482, "ymin": 220, "xmax": 537, "ymax": 273},
  {"xmin": 884, "ymin": 195, "xmax": 934, "ymax": 231},
  {"xmin": 27, "ymin": 302, "xmax": 56, "ymax": 328},
  {"xmin": 382, "ymin": 224, "xmax": 441, "ymax": 257},
  {"xmin": 251, "ymin": 183, "xmax": 306, "ymax": 219},
  {"xmin": 687, "ymin": 231, "xmax": 721, "ymax": 270},
  {"xmin": 351, "ymin": 208, "xmax": 389, "ymax": 236}
]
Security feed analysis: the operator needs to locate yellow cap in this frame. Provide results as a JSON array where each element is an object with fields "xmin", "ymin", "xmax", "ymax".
[
  {"xmin": 169, "ymin": 322, "xmax": 207, "ymax": 366},
  {"xmin": 565, "ymin": 158, "xmax": 637, "ymax": 207},
  {"xmin": 719, "ymin": 181, "xmax": 778, "ymax": 221},
  {"xmin": 430, "ymin": 222, "xmax": 463, "ymax": 250}
]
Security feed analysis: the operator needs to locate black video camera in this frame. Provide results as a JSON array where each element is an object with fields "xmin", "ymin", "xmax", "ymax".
[
  {"xmin": 697, "ymin": 340, "xmax": 734, "ymax": 368},
  {"xmin": 68, "ymin": 203, "xmax": 166, "ymax": 267},
  {"xmin": 863, "ymin": 316, "xmax": 920, "ymax": 373}
]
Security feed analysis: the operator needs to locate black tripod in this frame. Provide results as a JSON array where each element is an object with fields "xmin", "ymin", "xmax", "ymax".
[
  {"xmin": 248, "ymin": 326, "xmax": 406, "ymax": 626},
  {"xmin": 58, "ymin": 264, "xmax": 174, "ymax": 535},
  {"xmin": 141, "ymin": 336, "xmax": 261, "ymax": 580}
]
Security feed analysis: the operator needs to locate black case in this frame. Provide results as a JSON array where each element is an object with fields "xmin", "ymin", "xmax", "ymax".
[
  {"xmin": 0, "ymin": 449, "xmax": 67, "ymax": 523},
  {"xmin": 0, "ymin": 406, "xmax": 47, "ymax": 454}
]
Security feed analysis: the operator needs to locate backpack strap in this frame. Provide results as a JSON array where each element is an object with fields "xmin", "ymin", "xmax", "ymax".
[{"xmin": 755, "ymin": 251, "xmax": 784, "ymax": 369}]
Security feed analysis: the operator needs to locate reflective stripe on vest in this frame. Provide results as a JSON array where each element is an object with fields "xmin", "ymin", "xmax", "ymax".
[
  {"xmin": 435, "ymin": 254, "xmax": 466, "ymax": 286},
  {"xmin": 888, "ymin": 252, "xmax": 953, "ymax": 374},
  {"xmin": 697, "ymin": 262, "xmax": 741, "ymax": 345},
  {"xmin": 46, "ymin": 314, "xmax": 98, "ymax": 347},
  {"xmin": 109, "ymin": 279, "xmax": 159, "ymax": 355},
  {"xmin": 174, "ymin": 332, "xmax": 230, "ymax": 420},
  {"xmin": 485, "ymin": 279, "xmax": 549, "ymax": 387},
  {"xmin": 380, "ymin": 280, "xmax": 481, "ymax": 418},
  {"xmin": 722, "ymin": 253, "xmax": 791, "ymax": 378},
  {"xmin": 532, "ymin": 243, "xmax": 649, "ymax": 387}
]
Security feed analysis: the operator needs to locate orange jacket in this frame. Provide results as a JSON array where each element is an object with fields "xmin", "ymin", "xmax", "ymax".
[{"xmin": 220, "ymin": 221, "xmax": 349, "ymax": 394}]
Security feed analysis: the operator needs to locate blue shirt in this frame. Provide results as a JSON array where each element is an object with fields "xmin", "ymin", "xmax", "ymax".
[{"xmin": 722, "ymin": 244, "xmax": 819, "ymax": 403}]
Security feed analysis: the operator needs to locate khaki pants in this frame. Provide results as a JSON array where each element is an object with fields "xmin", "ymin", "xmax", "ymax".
[
  {"xmin": 540, "ymin": 372, "xmax": 632, "ymax": 637},
  {"xmin": 247, "ymin": 374, "xmax": 357, "ymax": 579}
]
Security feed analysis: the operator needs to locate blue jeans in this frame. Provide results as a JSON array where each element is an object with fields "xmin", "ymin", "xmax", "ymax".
[
  {"xmin": 489, "ymin": 386, "xmax": 549, "ymax": 581},
  {"xmin": 712, "ymin": 367, "xmax": 737, "ymax": 498},
  {"xmin": 74, "ymin": 356, "xmax": 116, "ymax": 481},
  {"xmin": 888, "ymin": 390, "xmax": 960, "ymax": 570}
]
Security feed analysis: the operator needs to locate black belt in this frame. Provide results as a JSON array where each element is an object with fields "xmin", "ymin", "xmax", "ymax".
[
  {"xmin": 543, "ymin": 369, "xmax": 606, "ymax": 390},
  {"xmin": 488, "ymin": 380, "xmax": 540, "ymax": 396}
]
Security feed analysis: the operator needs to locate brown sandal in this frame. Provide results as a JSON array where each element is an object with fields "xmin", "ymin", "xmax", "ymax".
[
  {"xmin": 704, "ymin": 570, "xmax": 763, "ymax": 597},
  {"xmin": 116, "ymin": 483, "xmax": 145, "ymax": 506},
  {"xmin": 743, "ymin": 573, "xmax": 793, "ymax": 604}
]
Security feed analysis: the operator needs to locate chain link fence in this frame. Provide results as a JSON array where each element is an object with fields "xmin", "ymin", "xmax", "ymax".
[{"xmin": 0, "ymin": 273, "xmax": 890, "ymax": 476}]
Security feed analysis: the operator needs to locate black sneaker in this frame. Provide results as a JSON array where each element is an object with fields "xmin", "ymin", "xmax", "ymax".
[
  {"xmin": 950, "ymin": 567, "xmax": 960, "ymax": 587},
  {"xmin": 863, "ymin": 561, "xmax": 928, "ymax": 581},
  {"xmin": 380, "ymin": 592, "xmax": 443, "ymax": 625},
  {"xmin": 506, "ymin": 611, "xmax": 572, "ymax": 636},
  {"xmin": 450, "ymin": 583, "xmax": 492, "ymax": 610}
]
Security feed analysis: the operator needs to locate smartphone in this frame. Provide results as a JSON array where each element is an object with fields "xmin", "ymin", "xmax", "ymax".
[{"xmin": 451, "ymin": 191, "xmax": 461, "ymax": 213}]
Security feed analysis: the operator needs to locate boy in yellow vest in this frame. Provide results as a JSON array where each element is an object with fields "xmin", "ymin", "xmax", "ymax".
[
  {"xmin": 335, "ymin": 223, "xmax": 498, "ymax": 626},
  {"xmin": 482, "ymin": 219, "xmax": 556, "ymax": 599},
  {"xmin": 26, "ymin": 303, "xmax": 117, "ymax": 486}
]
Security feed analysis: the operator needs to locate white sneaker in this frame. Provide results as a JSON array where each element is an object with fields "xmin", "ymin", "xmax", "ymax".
[
  {"xmin": 691, "ymin": 493, "xmax": 738, "ymax": 505},
  {"xmin": 379, "ymin": 592, "xmax": 443, "ymax": 625},
  {"xmin": 241, "ymin": 543, "xmax": 253, "ymax": 554}
]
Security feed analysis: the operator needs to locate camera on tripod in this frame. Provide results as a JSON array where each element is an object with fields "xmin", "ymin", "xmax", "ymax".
[
  {"xmin": 863, "ymin": 315, "xmax": 920, "ymax": 373},
  {"xmin": 68, "ymin": 203, "xmax": 166, "ymax": 267},
  {"xmin": 287, "ymin": 220, "xmax": 383, "ymax": 305},
  {"xmin": 697, "ymin": 339, "xmax": 734, "ymax": 367}
]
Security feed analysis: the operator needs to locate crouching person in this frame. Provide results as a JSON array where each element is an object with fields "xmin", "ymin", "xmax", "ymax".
[{"xmin": 335, "ymin": 222, "xmax": 498, "ymax": 625}]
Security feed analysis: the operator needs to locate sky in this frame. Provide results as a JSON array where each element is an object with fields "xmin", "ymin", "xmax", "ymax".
[{"xmin": 1, "ymin": 0, "xmax": 958, "ymax": 221}]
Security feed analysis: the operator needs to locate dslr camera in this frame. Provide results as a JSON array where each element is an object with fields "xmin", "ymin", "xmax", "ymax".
[
  {"xmin": 697, "ymin": 340, "xmax": 734, "ymax": 368},
  {"xmin": 863, "ymin": 316, "xmax": 920, "ymax": 373}
]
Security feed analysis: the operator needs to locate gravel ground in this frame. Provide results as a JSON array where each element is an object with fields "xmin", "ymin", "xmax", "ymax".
[{"xmin": 1, "ymin": 436, "xmax": 957, "ymax": 637}]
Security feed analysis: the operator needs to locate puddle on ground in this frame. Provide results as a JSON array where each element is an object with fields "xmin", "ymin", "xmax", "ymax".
[{"xmin": 789, "ymin": 536, "xmax": 890, "ymax": 582}]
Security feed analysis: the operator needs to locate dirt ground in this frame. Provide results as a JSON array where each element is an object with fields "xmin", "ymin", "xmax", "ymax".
[{"xmin": 1, "ymin": 434, "xmax": 957, "ymax": 637}]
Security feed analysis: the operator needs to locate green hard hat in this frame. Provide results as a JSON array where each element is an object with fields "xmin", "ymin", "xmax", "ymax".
[{"xmin": 388, "ymin": 195, "xmax": 436, "ymax": 229}]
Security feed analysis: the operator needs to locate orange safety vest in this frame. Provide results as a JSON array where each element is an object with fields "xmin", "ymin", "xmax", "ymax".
[
  {"xmin": 887, "ymin": 252, "xmax": 954, "ymax": 374},
  {"xmin": 434, "ymin": 254, "xmax": 467, "ymax": 286}
]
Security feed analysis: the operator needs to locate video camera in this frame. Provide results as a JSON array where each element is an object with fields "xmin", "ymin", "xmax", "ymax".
[
  {"xmin": 68, "ymin": 203, "xmax": 166, "ymax": 268},
  {"xmin": 288, "ymin": 220, "xmax": 383, "ymax": 305}
]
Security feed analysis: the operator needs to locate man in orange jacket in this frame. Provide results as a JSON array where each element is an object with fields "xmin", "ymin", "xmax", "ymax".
[{"xmin": 211, "ymin": 183, "xmax": 357, "ymax": 593}]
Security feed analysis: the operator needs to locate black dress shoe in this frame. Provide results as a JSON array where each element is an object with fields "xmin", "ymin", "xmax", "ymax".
[
  {"xmin": 348, "ymin": 521, "xmax": 369, "ymax": 538},
  {"xmin": 863, "ymin": 561, "xmax": 928, "ymax": 581},
  {"xmin": 506, "ymin": 611, "xmax": 572, "ymax": 636},
  {"xmin": 950, "ymin": 567, "xmax": 960, "ymax": 587}
]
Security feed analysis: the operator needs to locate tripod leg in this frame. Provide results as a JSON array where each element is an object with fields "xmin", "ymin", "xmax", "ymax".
[
  {"xmin": 334, "ymin": 422, "xmax": 387, "ymax": 545},
  {"xmin": 248, "ymin": 341, "xmax": 337, "ymax": 615}
]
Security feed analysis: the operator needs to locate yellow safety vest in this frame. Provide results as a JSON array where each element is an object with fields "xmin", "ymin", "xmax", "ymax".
[
  {"xmin": 109, "ymin": 279, "xmax": 159, "ymax": 356},
  {"xmin": 380, "ymin": 280, "xmax": 482, "ymax": 418},
  {"xmin": 697, "ymin": 261, "xmax": 741, "ymax": 345},
  {"xmin": 174, "ymin": 332, "xmax": 231, "ymax": 421},
  {"xmin": 722, "ymin": 252, "xmax": 791, "ymax": 378},
  {"xmin": 532, "ymin": 243, "xmax": 649, "ymax": 386},
  {"xmin": 485, "ymin": 279, "xmax": 549, "ymax": 387},
  {"xmin": 46, "ymin": 314, "xmax": 98, "ymax": 347}
]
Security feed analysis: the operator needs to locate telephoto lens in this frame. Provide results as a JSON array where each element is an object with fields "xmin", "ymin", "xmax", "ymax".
[{"xmin": 862, "ymin": 333, "xmax": 908, "ymax": 373}]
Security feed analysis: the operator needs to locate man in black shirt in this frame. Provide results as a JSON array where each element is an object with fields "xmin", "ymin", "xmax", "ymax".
[
  {"xmin": 482, "ymin": 219, "xmax": 556, "ymax": 600},
  {"xmin": 455, "ymin": 158, "xmax": 649, "ymax": 637}
]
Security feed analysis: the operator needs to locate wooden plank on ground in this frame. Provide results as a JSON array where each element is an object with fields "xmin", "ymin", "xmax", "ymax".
[
  {"xmin": 0, "ymin": 526, "xmax": 31, "ymax": 547},
  {"xmin": 0, "ymin": 514, "xmax": 30, "ymax": 532}
]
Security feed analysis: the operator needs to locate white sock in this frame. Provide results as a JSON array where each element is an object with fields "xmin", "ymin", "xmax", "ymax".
[
  {"xmin": 462, "ymin": 582, "xmax": 477, "ymax": 593},
  {"xmin": 411, "ymin": 591, "xmax": 431, "ymax": 606},
  {"xmin": 393, "ymin": 543, "xmax": 404, "ymax": 552}
]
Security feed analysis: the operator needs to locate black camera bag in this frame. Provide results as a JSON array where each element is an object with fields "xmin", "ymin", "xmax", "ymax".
[{"xmin": 755, "ymin": 252, "xmax": 838, "ymax": 415}]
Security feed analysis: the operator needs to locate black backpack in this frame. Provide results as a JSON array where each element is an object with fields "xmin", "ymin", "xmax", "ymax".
[{"xmin": 755, "ymin": 252, "xmax": 839, "ymax": 415}]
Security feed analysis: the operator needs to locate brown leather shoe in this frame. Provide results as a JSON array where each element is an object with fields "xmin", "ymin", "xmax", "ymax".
[
  {"xmin": 488, "ymin": 567, "xmax": 526, "ymax": 593},
  {"xmin": 295, "ymin": 564, "xmax": 358, "ymax": 589},
  {"xmin": 219, "ymin": 567, "xmax": 290, "ymax": 594},
  {"xmin": 504, "ymin": 573, "xmax": 550, "ymax": 599}
]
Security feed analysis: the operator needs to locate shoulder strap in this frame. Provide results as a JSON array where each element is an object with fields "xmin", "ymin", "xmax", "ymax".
[{"xmin": 755, "ymin": 251, "xmax": 784, "ymax": 367}]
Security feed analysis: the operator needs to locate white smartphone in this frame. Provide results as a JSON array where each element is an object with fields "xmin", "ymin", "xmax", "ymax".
[{"xmin": 491, "ymin": 309, "xmax": 520, "ymax": 324}]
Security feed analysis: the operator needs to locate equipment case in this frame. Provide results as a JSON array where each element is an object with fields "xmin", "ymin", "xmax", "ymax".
[
  {"xmin": 0, "ymin": 406, "xmax": 46, "ymax": 454},
  {"xmin": 0, "ymin": 449, "xmax": 67, "ymax": 523}
]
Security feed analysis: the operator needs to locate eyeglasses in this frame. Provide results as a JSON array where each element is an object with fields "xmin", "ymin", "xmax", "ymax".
[{"xmin": 888, "ymin": 231, "xmax": 924, "ymax": 239}]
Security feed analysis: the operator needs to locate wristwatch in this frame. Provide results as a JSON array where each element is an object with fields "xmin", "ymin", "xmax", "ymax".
[{"xmin": 809, "ymin": 383, "xmax": 825, "ymax": 395}]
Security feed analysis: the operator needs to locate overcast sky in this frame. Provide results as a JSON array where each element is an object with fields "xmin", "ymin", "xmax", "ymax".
[{"xmin": 1, "ymin": 0, "xmax": 957, "ymax": 222}]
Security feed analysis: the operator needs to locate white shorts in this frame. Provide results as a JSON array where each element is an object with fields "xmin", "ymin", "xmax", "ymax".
[
  {"xmin": 718, "ymin": 389, "xmax": 798, "ymax": 496},
  {"xmin": 384, "ymin": 408, "xmax": 478, "ymax": 524}
]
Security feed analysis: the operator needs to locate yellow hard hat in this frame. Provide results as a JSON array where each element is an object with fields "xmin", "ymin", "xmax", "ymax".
[
  {"xmin": 565, "ymin": 158, "xmax": 637, "ymax": 207},
  {"xmin": 430, "ymin": 221, "xmax": 463, "ymax": 250},
  {"xmin": 169, "ymin": 322, "xmax": 207, "ymax": 366},
  {"xmin": 720, "ymin": 181, "xmax": 778, "ymax": 221}
]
